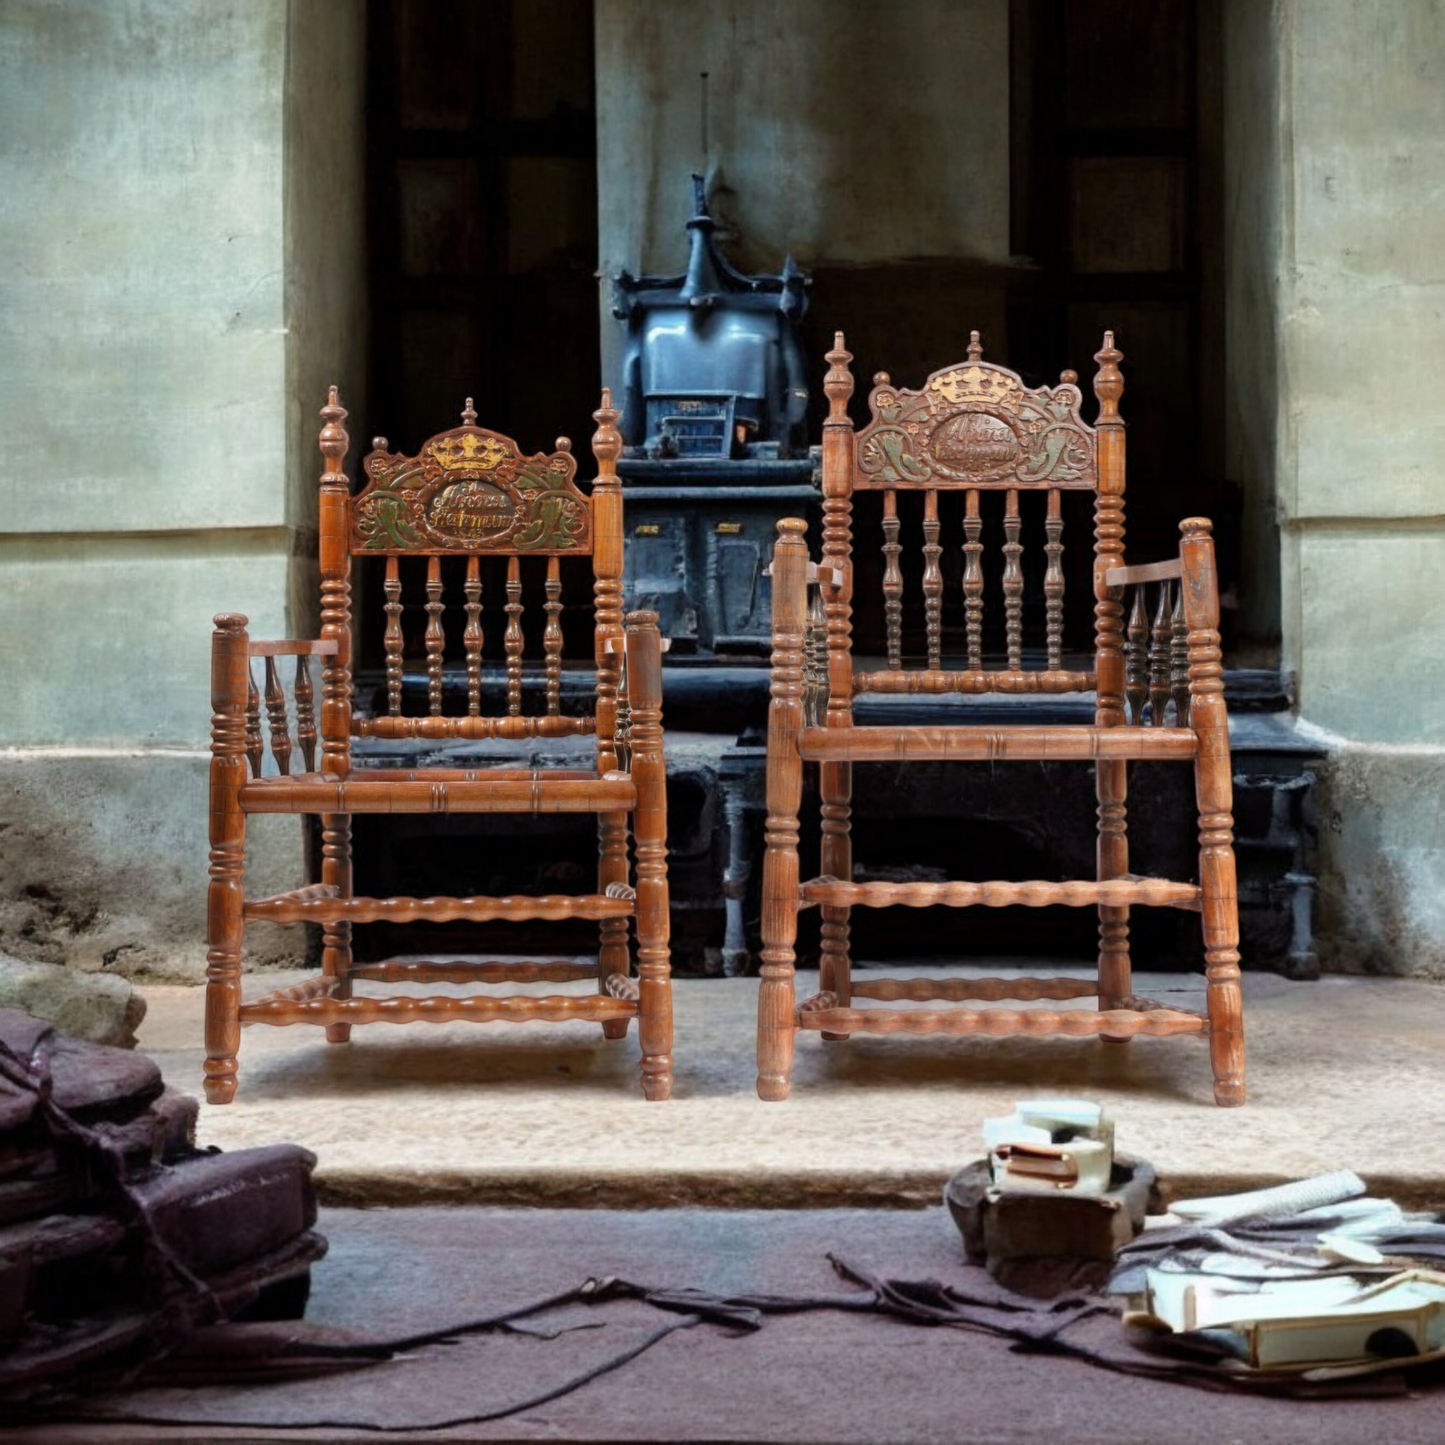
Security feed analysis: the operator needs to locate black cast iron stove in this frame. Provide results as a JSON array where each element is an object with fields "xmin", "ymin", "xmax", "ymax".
[{"xmin": 611, "ymin": 176, "xmax": 818, "ymax": 970}]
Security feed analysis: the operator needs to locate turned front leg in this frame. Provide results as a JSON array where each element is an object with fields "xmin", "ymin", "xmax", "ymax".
[
  {"xmin": 597, "ymin": 810, "xmax": 632, "ymax": 1040},
  {"xmin": 1182, "ymin": 519, "xmax": 1245, "ymax": 1106},
  {"xmin": 206, "ymin": 615, "xmax": 250, "ymax": 1104},
  {"xmin": 758, "ymin": 519, "xmax": 809, "ymax": 1101},
  {"xmin": 320, "ymin": 814, "xmax": 353, "ymax": 1044},
  {"xmin": 625, "ymin": 611, "xmax": 672, "ymax": 1100},
  {"xmin": 818, "ymin": 759, "xmax": 852, "ymax": 1041}
]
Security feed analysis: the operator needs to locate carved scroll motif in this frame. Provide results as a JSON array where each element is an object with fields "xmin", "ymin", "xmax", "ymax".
[
  {"xmin": 353, "ymin": 423, "xmax": 592, "ymax": 554},
  {"xmin": 855, "ymin": 341, "xmax": 1096, "ymax": 491}
]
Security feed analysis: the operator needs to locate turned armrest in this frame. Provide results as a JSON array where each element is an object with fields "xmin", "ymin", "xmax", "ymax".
[
  {"xmin": 1103, "ymin": 557, "xmax": 1183, "ymax": 588},
  {"xmin": 246, "ymin": 638, "xmax": 341, "ymax": 658}
]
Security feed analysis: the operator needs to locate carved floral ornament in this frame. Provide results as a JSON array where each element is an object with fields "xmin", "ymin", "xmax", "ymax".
[
  {"xmin": 856, "ymin": 360, "xmax": 1096, "ymax": 490},
  {"xmin": 352, "ymin": 424, "xmax": 593, "ymax": 554}
]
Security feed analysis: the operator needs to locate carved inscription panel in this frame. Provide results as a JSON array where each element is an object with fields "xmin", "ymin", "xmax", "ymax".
[
  {"xmin": 353, "ymin": 424, "xmax": 592, "ymax": 554},
  {"xmin": 855, "ymin": 352, "xmax": 1096, "ymax": 491}
]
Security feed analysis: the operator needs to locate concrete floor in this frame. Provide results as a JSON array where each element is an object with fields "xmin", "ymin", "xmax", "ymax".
[{"xmin": 138, "ymin": 965, "xmax": 1445, "ymax": 1207}]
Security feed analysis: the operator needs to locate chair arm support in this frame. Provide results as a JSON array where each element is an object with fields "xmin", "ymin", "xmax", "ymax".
[
  {"xmin": 245, "ymin": 638, "xmax": 341, "ymax": 658},
  {"xmin": 1102, "ymin": 557, "xmax": 1183, "ymax": 589}
]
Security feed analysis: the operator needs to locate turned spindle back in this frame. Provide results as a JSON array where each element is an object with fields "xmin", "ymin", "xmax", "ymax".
[
  {"xmin": 316, "ymin": 390, "xmax": 626, "ymax": 748},
  {"xmin": 812, "ymin": 331, "xmax": 1128, "ymax": 705}
]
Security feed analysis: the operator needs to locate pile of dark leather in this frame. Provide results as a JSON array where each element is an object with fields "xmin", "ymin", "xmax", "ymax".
[{"xmin": 0, "ymin": 1007, "xmax": 325, "ymax": 1406}]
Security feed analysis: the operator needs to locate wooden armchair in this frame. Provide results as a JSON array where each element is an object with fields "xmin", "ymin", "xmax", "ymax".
[
  {"xmin": 206, "ymin": 391, "xmax": 672, "ymax": 1102},
  {"xmin": 758, "ymin": 333, "xmax": 1244, "ymax": 1107}
]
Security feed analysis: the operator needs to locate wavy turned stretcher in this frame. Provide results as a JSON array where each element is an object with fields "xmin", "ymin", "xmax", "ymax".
[
  {"xmin": 206, "ymin": 391, "xmax": 672, "ymax": 1103},
  {"xmin": 757, "ymin": 331, "xmax": 1244, "ymax": 1107}
]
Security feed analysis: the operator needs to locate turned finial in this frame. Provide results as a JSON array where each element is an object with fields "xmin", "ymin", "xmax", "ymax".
[
  {"xmin": 1060, "ymin": 369, "xmax": 1078, "ymax": 386},
  {"xmin": 1181, "ymin": 517, "xmax": 1213, "ymax": 539},
  {"xmin": 372, "ymin": 436, "xmax": 388, "ymax": 452},
  {"xmin": 824, "ymin": 331, "xmax": 854, "ymax": 417},
  {"xmin": 1093, "ymin": 330, "xmax": 1124, "ymax": 420},
  {"xmin": 592, "ymin": 387, "xmax": 622, "ymax": 468},
  {"xmin": 967, "ymin": 330, "xmax": 983, "ymax": 362},
  {"xmin": 319, "ymin": 386, "xmax": 348, "ymax": 461},
  {"xmin": 461, "ymin": 397, "xmax": 478, "ymax": 427},
  {"xmin": 556, "ymin": 436, "xmax": 572, "ymax": 453},
  {"xmin": 213, "ymin": 612, "xmax": 249, "ymax": 633},
  {"xmin": 873, "ymin": 372, "xmax": 891, "ymax": 387},
  {"xmin": 777, "ymin": 516, "xmax": 809, "ymax": 537}
]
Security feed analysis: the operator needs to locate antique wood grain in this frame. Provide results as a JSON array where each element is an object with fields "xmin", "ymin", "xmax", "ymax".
[
  {"xmin": 244, "ymin": 891, "xmax": 636, "ymax": 925},
  {"xmin": 757, "ymin": 516, "xmax": 809, "ymax": 1101},
  {"xmin": 504, "ymin": 555, "xmax": 524, "ymax": 715},
  {"xmin": 1150, "ymin": 583, "xmax": 1173, "ymax": 725},
  {"xmin": 354, "ymin": 714, "xmax": 595, "ymax": 740},
  {"xmin": 881, "ymin": 487, "xmax": 902, "ymax": 669},
  {"xmin": 241, "ymin": 994, "xmax": 638, "ymax": 1028},
  {"xmin": 851, "ymin": 976, "xmax": 1097, "ymax": 1003},
  {"xmin": 240, "ymin": 775, "xmax": 637, "ymax": 814},
  {"xmin": 853, "ymin": 668, "xmax": 1094, "ymax": 696},
  {"xmin": 244, "ymin": 664, "xmax": 263, "ymax": 780},
  {"xmin": 797, "ymin": 724, "xmax": 1198, "ymax": 763},
  {"xmin": 384, "ymin": 555, "xmax": 404, "ymax": 715},
  {"xmin": 756, "ymin": 331, "xmax": 1244, "ymax": 1105},
  {"xmin": 425, "ymin": 556, "xmax": 445, "ymax": 715},
  {"xmin": 463, "ymin": 555, "xmax": 483, "ymax": 715},
  {"xmin": 1126, "ymin": 585, "xmax": 1149, "ymax": 725},
  {"xmin": 800, "ymin": 876, "xmax": 1202, "ymax": 909},
  {"xmin": 349, "ymin": 959, "xmax": 599, "ymax": 985},
  {"xmin": 295, "ymin": 657, "xmax": 317, "ymax": 773},
  {"xmin": 626, "ymin": 610, "xmax": 673, "ymax": 1098},
  {"xmin": 1044, "ymin": 487, "xmax": 1065, "ymax": 671},
  {"xmin": 963, "ymin": 487, "xmax": 984, "ymax": 670},
  {"xmin": 1002, "ymin": 488, "xmax": 1024, "ymax": 670},
  {"xmin": 263, "ymin": 657, "xmax": 292, "ymax": 777},
  {"xmin": 1171, "ymin": 584, "xmax": 1191, "ymax": 726},
  {"xmin": 795, "ymin": 1006, "xmax": 1206, "ymax": 1038},
  {"xmin": 203, "ymin": 388, "xmax": 674, "ymax": 1102},
  {"xmin": 1182, "ymin": 517, "xmax": 1246, "ymax": 1106},
  {"xmin": 205, "ymin": 613, "xmax": 250, "ymax": 1104}
]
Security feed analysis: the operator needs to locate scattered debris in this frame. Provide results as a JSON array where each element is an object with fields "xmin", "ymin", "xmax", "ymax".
[{"xmin": 0, "ymin": 1008, "xmax": 324, "ymax": 1405}]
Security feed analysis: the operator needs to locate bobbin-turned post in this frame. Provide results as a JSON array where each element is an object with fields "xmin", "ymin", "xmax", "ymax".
[
  {"xmin": 1181, "ymin": 517, "xmax": 1245, "ymax": 1106},
  {"xmin": 206, "ymin": 613, "xmax": 250, "ymax": 1103},
  {"xmin": 1091, "ymin": 335, "xmax": 1132, "ymax": 1022},
  {"xmin": 819, "ymin": 336, "xmax": 856, "ymax": 1029},
  {"xmin": 317, "ymin": 387, "xmax": 354, "ymax": 1040},
  {"xmin": 592, "ymin": 391, "xmax": 631, "ymax": 1032},
  {"xmin": 625, "ymin": 609, "xmax": 672, "ymax": 1099}
]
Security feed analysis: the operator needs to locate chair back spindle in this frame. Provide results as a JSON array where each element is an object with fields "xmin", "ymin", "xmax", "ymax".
[
  {"xmin": 463, "ymin": 556, "xmax": 483, "ymax": 715},
  {"xmin": 844, "ymin": 331, "xmax": 1106, "ymax": 698},
  {"xmin": 338, "ymin": 399, "xmax": 606, "ymax": 742},
  {"xmin": 294, "ymin": 657, "xmax": 317, "ymax": 772},
  {"xmin": 263, "ymin": 657, "xmax": 293, "ymax": 776},
  {"xmin": 245, "ymin": 666, "xmax": 263, "ymax": 778},
  {"xmin": 1150, "ymin": 584, "xmax": 1173, "ymax": 724},
  {"xmin": 383, "ymin": 556, "xmax": 403, "ymax": 715}
]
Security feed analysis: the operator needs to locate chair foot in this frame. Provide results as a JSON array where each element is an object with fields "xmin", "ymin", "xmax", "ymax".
[
  {"xmin": 1100, "ymin": 1034, "xmax": 1133, "ymax": 1047},
  {"xmin": 820, "ymin": 1031, "xmax": 851, "ymax": 1043},
  {"xmin": 1213, "ymin": 1075, "xmax": 1246, "ymax": 1107},
  {"xmin": 641, "ymin": 1056, "xmax": 673, "ymax": 1099},
  {"xmin": 325, "ymin": 1024, "xmax": 352, "ymax": 1044},
  {"xmin": 204, "ymin": 1062, "xmax": 238, "ymax": 1105},
  {"xmin": 757, "ymin": 1073, "xmax": 791, "ymax": 1102},
  {"xmin": 602, "ymin": 1018, "xmax": 631, "ymax": 1040}
]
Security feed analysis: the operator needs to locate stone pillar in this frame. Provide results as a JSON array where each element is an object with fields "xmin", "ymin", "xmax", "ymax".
[
  {"xmin": 1225, "ymin": 0, "xmax": 1445, "ymax": 973},
  {"xmin": 0, "ymin": 1, "xmax": 365, "ymax": 975}
]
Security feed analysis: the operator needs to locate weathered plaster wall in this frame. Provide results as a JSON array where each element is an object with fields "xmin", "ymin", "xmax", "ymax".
[
  {"xmin": 0, "ymin": 0, "xmax": 364, "ymax": 976},
  {"xmin": 1226, "ymin": 0, "xmax": 1445, "ymax": 975},
  {"xmin": 595, "ymin": 0, "xmax": 1011, "ymax": 385}
]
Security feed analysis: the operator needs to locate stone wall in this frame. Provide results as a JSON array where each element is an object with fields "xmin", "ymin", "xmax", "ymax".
[
  {"xmin": 0, "ymin": 0, "xmax": 365, "ymax": 977},
  {"xmin": 1225, "ymin": 0, "xmax": 1445, "ymax": 975}
]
